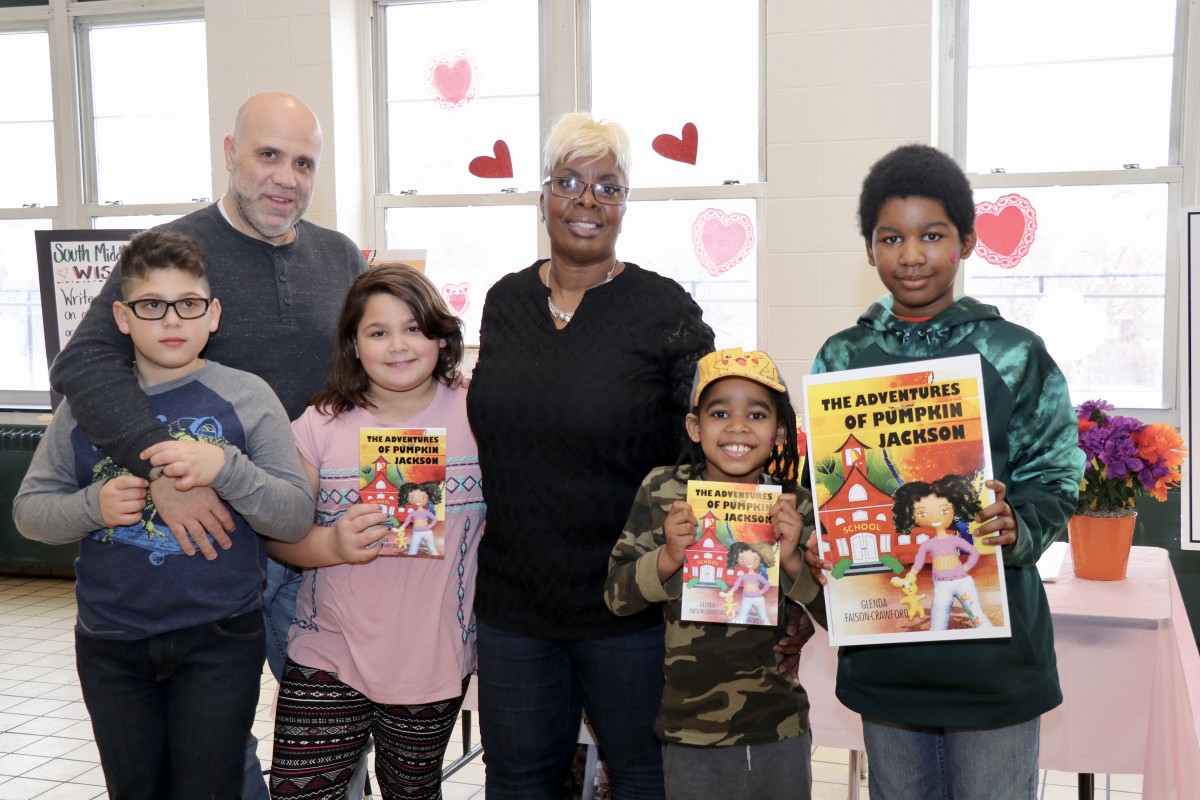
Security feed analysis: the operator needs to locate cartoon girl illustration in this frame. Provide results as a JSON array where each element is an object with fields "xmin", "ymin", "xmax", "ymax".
[
  {"xmin": 719, "ymin": 541, "xmax": 775, "ymax": 625},
  {"xmin": 893, "ymin": 474, "xmax": 993, "ymax": 631},
  {"xmin": 396, "ymin": 482, "xmax": 443, "ymax": 556}
]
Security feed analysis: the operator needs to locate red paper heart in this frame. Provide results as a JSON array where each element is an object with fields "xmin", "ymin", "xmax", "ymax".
[
  {"xmin": 974, "ymin": 194, "xmax": 1037, "ymax": 269},
  {"xmin": 441, "ymin": 283, "xmax": 470, "ymax": 315},
  {"xmin": 469, "ymin": 140, "xmax": 513, "ymax": 179},
  {"xmin": 427, "ymin": 51, "xmax": 478, "ymax": 110},
  {"xmin": 691, "ymin": 208, "xmax": 755, "ymax": 277},
  {"xmin": 652, "ymin": 123, "xmax": 699, "ymax": 165}
]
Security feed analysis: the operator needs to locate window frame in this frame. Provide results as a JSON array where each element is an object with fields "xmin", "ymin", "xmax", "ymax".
[
  {"xmin": 0, "ymin": 0, "xmax": 209, "ymax": 410},
  {"xmin": 370, "ymin": 0, "xmax": 768, "ymax": 346},
  {"xmin": 937, "ymin": 0, "xmax": 1190, "ymax": 422}
]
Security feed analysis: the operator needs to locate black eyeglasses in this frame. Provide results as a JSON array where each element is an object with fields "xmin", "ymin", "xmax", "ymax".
[
  {"xmin": 122, "ymin": 298, "xmax": 212, "ymax": 321},
  {"xmin": 543, "ymin": 176, "xmax": 629, "ymax": 206}
]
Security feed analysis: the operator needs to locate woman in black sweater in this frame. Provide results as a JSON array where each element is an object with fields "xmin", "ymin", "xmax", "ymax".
[{"xmin": 467, "ymin": 112, "xmax": 714, "ymax": 799}]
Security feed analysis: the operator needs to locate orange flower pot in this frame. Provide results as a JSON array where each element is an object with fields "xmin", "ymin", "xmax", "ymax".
[{"xmin": 1068, "ymin": 513, "xmax": 1136, "ymax": 580}]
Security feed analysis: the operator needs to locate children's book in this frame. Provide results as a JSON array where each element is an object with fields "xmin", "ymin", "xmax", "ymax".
[
  {"xmin": 358, "ymin": 427, "xmax": 447, "ymax": 558},
  {"xmin": 801, "ymin": 354, "xmax": 1011, "ymax": 645},
  {"xmin": 681, "ymin": 479, "xmax": 781, "ymax": 627}
]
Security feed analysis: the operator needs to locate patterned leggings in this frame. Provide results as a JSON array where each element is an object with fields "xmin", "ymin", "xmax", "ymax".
[{"xmin": 269, "ymin": 659, "xmax": 468, "ymax": 800}]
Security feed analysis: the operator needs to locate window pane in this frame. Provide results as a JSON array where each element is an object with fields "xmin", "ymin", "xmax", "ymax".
[
  {"xmin": 382, "ymin": 0, "xmax": 539, "ymax": 194},
  {"xmin": 962, "ymin": 184, "xmax": 1167, "ymax": 408},
  {"xmin": 93, "ymin": 215, "xmax": 175, "ymax": 229},
  {"xmin": 0, "ymin": 219, "xmax": 52, "ymax": 392},
  {"xmin": 88, "ymin": 20, "xmax": 210, "ymax": 204},
  {"xmin": 966, "ymin": 0, "xmax": 1175, "ymax": 172},
  {"xmin": 383, "ymin": 206, "xmax": 535, "ymax": 345},
  {"xmin": 620, "ymin": 198, "xmax": 757, "ymax": 348},
  {"xmin": 591, "ymin": 0, "xmax": 760, "ymax": 188},
  {"xmin": 0, "ymin": 31, "xmax": 56, "ymax": 208}
]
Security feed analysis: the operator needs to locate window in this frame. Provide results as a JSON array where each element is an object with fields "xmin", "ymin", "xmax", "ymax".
[
  {"xmin": 374, "ymin": 0, "xmax": 763, "ymax": 346},
  {"xmin": 0, "ymin": 1, "xmax": 209, "ymax": 407},
  {"xmin": 946, "ymin": 0, "xmax": 1183, "ymax": 410}
]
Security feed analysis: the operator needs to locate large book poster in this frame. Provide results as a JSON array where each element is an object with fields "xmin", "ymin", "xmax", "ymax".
[
  {"xmin": 801, "ymin": 355, "xmax": 1010, "ymax": 646},
  {"xmin": 681, "ymin": 480, "xmax": 781, "ymax": 627},
  {"xmin": 358, "ymin": 427, "xmax": 447, "ymax": 558}
]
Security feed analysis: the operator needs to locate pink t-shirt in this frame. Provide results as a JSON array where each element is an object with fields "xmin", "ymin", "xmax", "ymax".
[{"xmin": 288, "ymin": 383, "xmax": 485, "ymax": 704}]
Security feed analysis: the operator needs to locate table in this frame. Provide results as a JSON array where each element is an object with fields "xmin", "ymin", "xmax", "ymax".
[{"xmin": 800, "ymin": 546, "xmax": 1200, "ymax": 800}]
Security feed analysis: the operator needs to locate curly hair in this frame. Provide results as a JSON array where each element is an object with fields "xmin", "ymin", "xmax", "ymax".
[
  {"xmin": 857, "ymin": 144, "xmax": 975, "ymax": 242},
  {"xmin": 398, "ymin": 481, "xmax": 443, "ymax": 507},
  {"xmin": 118, "ymin": 231, "xmax": 209, "ymax": 297},
  {"xmin": 310, "ymin": 264, "xmax": 465, "ymax": 417},
  {"xmin": 725, "ymin": 540, "xmax": 776, "ymax": 571},
  {"xmin": 891, "ymin": 474, "xmax": 983, "ymax": 535},
  {"xmin": 675, "ymin": 381, "xmax": 802, "ymax": 494}
]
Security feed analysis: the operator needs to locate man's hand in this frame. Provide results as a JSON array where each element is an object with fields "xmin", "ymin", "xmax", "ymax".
[
  {"xmin": 150, "ymin": 479, "xmax": 235, "ymax": 559},
  {"xmin": 775, "ymin": 601, "xmax": 816, "ymax": 674},
  {"xmin": 141, "ymin": 440, "xmax": 226, "ymax": 491},
  {"xmin": 99, "ymin": 475, "xmax": 148, "ymax": 528}
]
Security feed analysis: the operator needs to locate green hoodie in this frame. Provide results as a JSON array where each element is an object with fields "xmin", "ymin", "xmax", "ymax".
[{"xmin": 813, "ymin": 295, "xmax": 1085, "ymax": 729}]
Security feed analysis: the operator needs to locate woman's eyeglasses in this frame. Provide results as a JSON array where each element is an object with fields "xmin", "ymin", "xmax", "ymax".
[{"xmin": 543, "ymin": 176, "xmax": 629, "ymax": 206}]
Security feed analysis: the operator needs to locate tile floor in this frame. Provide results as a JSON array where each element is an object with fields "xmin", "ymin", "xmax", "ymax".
[{"xmin": 0, "ymin": 575, "xmax": 1144, "ymax": 799}]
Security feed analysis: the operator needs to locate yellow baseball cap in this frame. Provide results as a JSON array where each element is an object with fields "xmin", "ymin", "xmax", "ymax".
[{"xmin": 690, "ymin": 348, "xmax": 786, "ymax": 407}]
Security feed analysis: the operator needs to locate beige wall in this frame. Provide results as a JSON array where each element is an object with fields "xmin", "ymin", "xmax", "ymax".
[
  {"xmin": 199, "ymin": 0, "xmax": 935, "ymax": 387},
  {"xmin": 765, "ymin": 1, "xmax": 934, "ymax": 388}
]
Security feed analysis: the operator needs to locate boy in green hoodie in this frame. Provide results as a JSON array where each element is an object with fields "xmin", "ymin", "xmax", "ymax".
[{"xmin": 809, "ymin": 144, "xmax": 1085, "ymax": 799}]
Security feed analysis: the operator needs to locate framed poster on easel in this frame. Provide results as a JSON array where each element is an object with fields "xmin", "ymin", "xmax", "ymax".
[
  {"xmin": 34, "ymin": 229, "xmax": 138, "ymax": 407},
  {"xmin": 1180, "ymin": 208, "xmax": 1200, "ymax": 550}
]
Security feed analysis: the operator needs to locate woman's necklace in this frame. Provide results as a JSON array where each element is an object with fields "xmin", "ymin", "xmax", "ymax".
[{"xmin": 545, "ymin": 259, "xmax": 617, "ymax": 325}]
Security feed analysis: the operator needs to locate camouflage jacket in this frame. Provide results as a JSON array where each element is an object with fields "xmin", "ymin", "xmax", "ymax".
[{"xmin": 605, "ymin": 465, "xmax": 820, "ymax": 746}]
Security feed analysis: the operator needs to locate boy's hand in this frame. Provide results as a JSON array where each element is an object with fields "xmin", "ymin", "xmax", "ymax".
[
  {"xmin": 772, "ymin": 494, "xmax": 804, "ymax": 579},
  {"xmin": 150, "ymin": 480, "xmax": 235, "ymax": 560},
  {"xmin": 803, "ymin": 530, "xmax": 833, "ymax": 587},
  {"xmin": 657, "ymin": 501, "xmax": 698, "ymax": 579},
  {"xmin": 975, "ymin": 479, "xmax": 1017, "ymax": 547},
  {"xmin": 99, "ymin": 474, "xmax": 148, "ymax": 528},
  {"xmin": 141, "ymin": 440, "xmax": 227, "ymax": 491},
  {"xmin": 775, "ymin": 601, "xmax": 816, "ymax": 674},
  {"xmin": 332, "ymin": 504, "xmax": 394, "ymax": 564}
]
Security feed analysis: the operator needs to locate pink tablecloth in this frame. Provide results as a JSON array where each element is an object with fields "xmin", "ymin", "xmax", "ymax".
[{"xmin": 800, "ymin": 546, "xmax": 1200, "ymax": 800}]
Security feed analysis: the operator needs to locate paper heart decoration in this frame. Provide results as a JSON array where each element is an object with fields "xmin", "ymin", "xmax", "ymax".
[
  {"xmin": 427, "ymin": 51, "xmax": 478, "ymax": 111},
  {"xmin": 652, "ymin": 122, "xmax": 699, "ymax": 165},
  {"xmin": 974, "ymin": 194, "xmax": 1037, "ymax": 269},
  {"xmin": 469, "ymin": 140, "xmax": 513, "ymax": 179},
  {"xmin": 691, "ymin": 208, "xmax": 755, "ymax": 277},
  {"xmin": 441, "ymin": 283, "xmax": 470, "ymax": 316}
]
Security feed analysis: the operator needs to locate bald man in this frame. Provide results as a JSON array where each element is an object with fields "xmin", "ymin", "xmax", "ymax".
[{"xmin": 49, "ymin": 92, "xmax": 368, "ymax": 798}]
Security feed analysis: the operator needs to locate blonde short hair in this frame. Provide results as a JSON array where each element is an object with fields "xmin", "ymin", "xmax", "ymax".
[{"xmin": 542, "ymin": 112, "xmax": 632, "ymax": 182}]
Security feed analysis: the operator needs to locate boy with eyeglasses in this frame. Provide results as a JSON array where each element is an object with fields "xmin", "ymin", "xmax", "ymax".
[{"xmin": 14, "ymin": 230, "xmax": 314, "ymax": 800}]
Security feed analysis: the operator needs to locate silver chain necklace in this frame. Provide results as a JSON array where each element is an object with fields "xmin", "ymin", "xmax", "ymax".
[{"xmin": 545, "ymin": 259, "xmax": 617, "ymax": 325}]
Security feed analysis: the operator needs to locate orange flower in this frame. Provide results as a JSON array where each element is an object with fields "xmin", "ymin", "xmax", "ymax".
[{"xmin": 1137, "ymin": 422, "xmax": 1188, "ymax": 472}]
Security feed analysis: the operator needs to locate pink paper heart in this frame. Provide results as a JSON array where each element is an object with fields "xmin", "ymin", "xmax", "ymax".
[
  {"xmin": 469, "ymin": 140, "xmax": 513, "ymax": 179},
  {"xmin": 441, "ymin": 283, "xmax": 470, "ymax": 315},
  {"xmin": 974, "ymin": 194, "xmax": 1037, "ymax": 269},
  {"xmin": 652, "ymin": 122, "xmax": 699, "ymax": 165},
  {"xmin": 427, "ymin": 51, "xmax": 478, "ymax": 110},
  {"xmin": 691, "ymin": 208, "xmax": 755, "ymax": 276}
]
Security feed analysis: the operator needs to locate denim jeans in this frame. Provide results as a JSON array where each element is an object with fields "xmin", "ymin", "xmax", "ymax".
[
  {"xmin": 475, "ymin": 619, "xmax": 666, "ymax": 800},
  {"xmin": 861, "ymin": 716, "xmax": 1040, "ymax": 800},
  {"xmin": 76, "ymin": 610, "xmax": 265, "ymax": 800}
]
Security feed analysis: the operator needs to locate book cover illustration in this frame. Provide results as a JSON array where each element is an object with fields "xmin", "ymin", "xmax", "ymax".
[
  {"xmin": 680, "ymin": 480, "xmax": 782, "ymax": 627},
  {"xmin": 358, "ymin": 427, "xmax": 447, "ymax": 558},
  {"xmin": 801, "ymin": 355, "xmax": 1011, "ymax": 645}
]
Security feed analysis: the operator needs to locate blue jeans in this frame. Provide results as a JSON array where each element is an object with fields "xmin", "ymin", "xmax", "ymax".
[
  {"xmin": 476, "ymin": 620, "xmax": 666, "ymax": 800},
  {"xmin": 861, "ymin": 716, "xmax": 1040, "ymax": 800},
  {"xmin": 76, "ymin": 610, "xmax": 265, "ymax": 800}
]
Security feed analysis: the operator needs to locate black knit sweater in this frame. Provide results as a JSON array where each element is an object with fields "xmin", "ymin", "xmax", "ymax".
[{"xmin": 467, "ymin": 260, "xmax": 715, "ymax": 640}]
